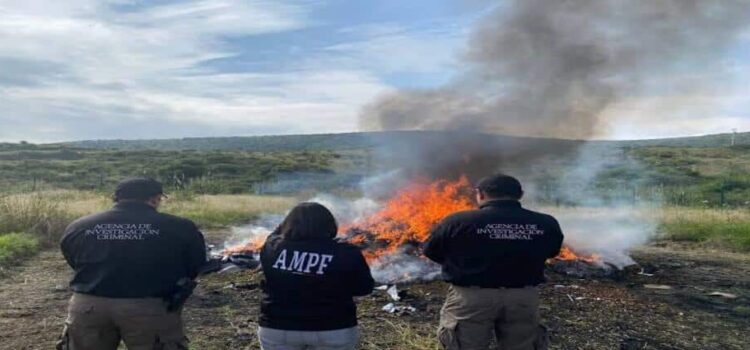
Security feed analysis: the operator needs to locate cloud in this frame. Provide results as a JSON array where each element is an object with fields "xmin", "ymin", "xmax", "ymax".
[
  {"xmin": 0, "ymin": 0, "xmax": 395, "ymax": 142},
  {"xmin": 0, "ymin": 67, "xmax": 391, "ymax": 142},
  {"xmin": 0, "ymin": 0, "xmax": 310, "ymax": 79},
  {"xmin": 1, "ymin": 0, "xmax": 748, "ymax": 143},
  {"xmin": 325, "ymin": 22, "xmax": 466, "ymax": 75},
  {"xmin": 115, "ymin": 0, "xmax": 308, "ymax": 36},
  {"xmin": 0, "ymin": 57, "xmax": 70, "ymax": 87},
  {"xmin": 595, "ymin": 58, "xmax": 750, "ymax": 140},
  {"xmin": 602, "ymin": 89, "xmax": 750, "ymax": 139}
]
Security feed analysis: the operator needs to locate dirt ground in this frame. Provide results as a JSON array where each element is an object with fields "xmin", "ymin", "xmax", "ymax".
[{"xmin": 1, "ymin": 239, "xmax": 748, "ymax": 350}]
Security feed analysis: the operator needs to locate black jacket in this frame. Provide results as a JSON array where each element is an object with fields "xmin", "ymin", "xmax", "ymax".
[
  {"xmin": 60, "ymin": 202, "xmax": 206, "ymax": 298},
  {"xmin": 260, "ymin": 234, "xmax": 374, "ymax": 331},
  {"xmin": 423, "ymin": 200, "xmax": 563, "ymax": 288}
]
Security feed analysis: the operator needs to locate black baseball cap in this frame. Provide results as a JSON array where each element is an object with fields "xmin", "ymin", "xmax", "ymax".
[
  {"xmin": 114, "ymin": 177, "xmax": 166, "ymax": 201},
  {"xmin": 475, "ymin": 174, "xmax": 523, "ymax": 199}
]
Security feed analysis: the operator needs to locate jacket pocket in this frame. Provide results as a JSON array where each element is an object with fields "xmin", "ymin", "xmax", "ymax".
[
  {"xmin": 438, "ymin": 318, "xmax": 460, "ymax": 350},
  {"xmin": 506, "ymin": 302, "xmax": 538, "ymax": 323},
  {"xmin": 534, "ymin": 324, "xmax": 550, "ymax": 350},
  {"xmin": 153, "ymin": 335, "xmax": 190, "ymax": 350},
  {"xmin": 55, "ymin": 326, "xmax": 70, "ymax": 350}
]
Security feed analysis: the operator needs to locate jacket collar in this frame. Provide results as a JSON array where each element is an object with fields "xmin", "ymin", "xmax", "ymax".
[
  {"xmin": 113, "ymin": 201, "xmax": 157, "ymax": 212},
  {"xmin": 479, "ymin": 199, "xmax": 522, "ymax": 209}
]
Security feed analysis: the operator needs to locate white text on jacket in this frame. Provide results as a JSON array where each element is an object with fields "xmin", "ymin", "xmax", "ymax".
[{"xmin": 272, "ymin": 249, "xmax": 334, "ymax": 275}]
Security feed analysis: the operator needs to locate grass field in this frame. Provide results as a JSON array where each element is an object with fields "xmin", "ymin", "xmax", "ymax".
[
  {"xmin": 659, "ymin": 207, "xmax": 750, "ymax": 252},
  {"xmin": 0, "ymin": 191, "xmax": 297, "ymax": 271},
  {"xmin": 5, "ymin": 135, "xmax": 750, "ymax": 207},
  {"xmin": 1, "ymin": 189, "xmax": 748, "ymax": 274}
]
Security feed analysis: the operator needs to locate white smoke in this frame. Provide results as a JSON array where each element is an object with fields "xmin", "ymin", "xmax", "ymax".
[
  {"xmin": 224, "ymin": 186, "xmax": 445, "ymax": 284},
  {"xmin": 312, "ymin": 190, "xmax": 445, "ymax": 284},
  {"xmin": 222, "ymin": 213, "xmax": 284, "ymax": 252},
  {"xmin": 359, "ymin": 169, "xmax": 407, "ymax": 199},
  {"xmin": 308, "ymin": 194, "xmax": 381, "ymax": 224},
  {"xmin": 226, "ymin": 170, "xmax": 660, "ymax": 283},
  {"xmin": 369, "ymin": 251, "xmax": 441, "ymax": 285},
  {"xmin": 545, "ymin": 206, "xmax": 656, "ymax": 268},
  {"xmin": 544, "ymin": 142, "xmax": 660, "ymax": 268}
]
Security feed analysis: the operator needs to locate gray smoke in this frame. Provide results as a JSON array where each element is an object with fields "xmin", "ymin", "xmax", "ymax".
[
  {"xmin": 352, "ymin": 0, "xmax": 750, "ymax": 273},
  {"xmin": 361, "ymin": 0, "xmax": 750, "ymax": 139},
  {"xmin": 226, "ymin": 2, "xmax": 750, "ymax": 281}
]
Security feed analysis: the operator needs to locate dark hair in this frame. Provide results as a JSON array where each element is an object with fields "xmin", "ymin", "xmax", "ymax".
[
  {"xmin": 275, "ymin": 202, "xmax": 338, "ymax": 241},
  {"xmin": 113, "ymin": 177, "xmax": 165, "ymax": 202},
  {"xmin": 475, "ymin": 174, "xmax": 523, "ymax": 199}
]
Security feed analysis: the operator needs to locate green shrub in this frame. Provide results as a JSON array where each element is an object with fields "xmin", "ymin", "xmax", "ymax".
[
  {"xmin": 0, "ymin": 233, "xmax": 40, "ymax": 267},
  {"xmin": 660, "ymin": 218, "xmax": 750, "ymax": 252}
]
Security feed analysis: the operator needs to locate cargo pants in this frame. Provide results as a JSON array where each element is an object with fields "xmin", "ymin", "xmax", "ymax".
[
  {"xmin": 438, "ymin": 285, "xmax": 549, "ymax": 350},
  {"xmin": 56, "ymin": 293, "xmax": 188, "ymax": 350}
]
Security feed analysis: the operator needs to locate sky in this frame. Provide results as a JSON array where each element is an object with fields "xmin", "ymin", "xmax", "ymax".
[{"xmin": 0, "ymin": 0, "xmax": 749, "ymax": 143}]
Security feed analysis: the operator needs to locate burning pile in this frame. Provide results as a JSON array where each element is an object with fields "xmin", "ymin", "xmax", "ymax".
[
  {"xmin": 342, "ymin": 176, "xmax": 475, "ymax": 262},
  {"xmin": 220, "ymin": 176, "xmax": 609, "ymax": 282},
  {"xmin": 223, "ymin": 235, "xmax": 266, "ymax": 256},
  {"xmin": 342, "ymin": 177, "xmax": 604, "ymax": 282},
  {"xmin": 555, "ymin": 246, "xmax": 601, "ymax": 264}
]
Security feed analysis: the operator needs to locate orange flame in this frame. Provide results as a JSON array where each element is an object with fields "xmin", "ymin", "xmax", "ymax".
[
  {"xmin": 222, "ymin": 235, "xmax": 266, "ymax": 255},
  {"xmin": 554, "ymin": 246, "xmax": 601, "ymax": 264},
  {"xmin": 344, "ymin": 176, "xmax": 475, "ymax": 261},
  {"xmin": 346, "ymin": 176, "xmax": 600, "ymax": 264},
  {"xmin": 223, "ymin": 176, "xmax": 600, "ymax": 265}
]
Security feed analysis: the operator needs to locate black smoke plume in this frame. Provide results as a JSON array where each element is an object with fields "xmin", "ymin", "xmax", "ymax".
[{"xmin": 360, "ymin": 0, "xmax": 750, "ymax": 180}]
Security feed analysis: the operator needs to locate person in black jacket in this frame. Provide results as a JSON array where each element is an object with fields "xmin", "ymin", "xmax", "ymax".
[
  {"xmin": 259, "ymin": 202, "xmax": 374, "ymax": 350},
  {"xmin": 57, "ymin": 178, "xmax": 206, "ymax": 350},
  {"xmin": 423, "ymin": 174, "xmax": 563, "ymax": 350}
]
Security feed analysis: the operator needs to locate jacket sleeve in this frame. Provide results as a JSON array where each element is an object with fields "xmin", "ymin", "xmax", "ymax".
[
  {"xmin": 423, "ymin": 220, "xmax": 451, "ymax": 263},
  {"xmin": 59, "ymin": 223, "xmax": 78, "ymax": 269},
  {"xmin": 184, "ymin": 221, "xmax": 207, "ymax": 279},
  {"xmin": 349, "ymin": 248, "xmax": 375, "ymax": 297},
  {"xmin": 546, "ymin": 217, "xmax": 564, "ymax": 259}
]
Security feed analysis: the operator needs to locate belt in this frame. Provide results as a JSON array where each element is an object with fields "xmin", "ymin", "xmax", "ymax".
[{"xmin": 464, "ymin": 285, "xmax": 536, "ymax": 289}]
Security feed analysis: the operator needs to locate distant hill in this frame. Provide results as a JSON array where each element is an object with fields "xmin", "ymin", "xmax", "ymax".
[
  {"xmin": 2, "ymin": 130, "xmax": 746, "ymax": 206},
  {"xmin": 620, "ymin": 132, "xmax": 749, "ymax": 148},
  {"xmin": 62, "ymin": 131, "xmax": 750, "ymax": 152},
  {"xmin": 62, "ymin": 131, "xmax": 580, "ymax": 152},
  {"xmin": 64, "ymin": 132, "xmax": 380, "ymax": 152},
  {"xmin": 61, "ymin": 131, "xmax": 749, "ymax": 151}
]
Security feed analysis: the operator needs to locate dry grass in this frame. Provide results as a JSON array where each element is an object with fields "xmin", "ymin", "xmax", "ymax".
[
  {"xmin": 658, "ymin": 206, "xmax": 750, "ymax": 222},
  {"xmin": 0, "ymin": 191, "xmax": 82, "ymax": 269},
  {"xmin": 361, "ymin": 319, "xmax": 439, "ymax": 350},
  {"xmin": 538, "ymin": 204, "xmax": 750, "ymax": 229},
  {"xmin": 172, "ymin": 195, "xmax": 296, "ymax": 215},
  {"xmin": 2, "ymin": 191, "xmax": 298, "ymax": 230},
  {"xmin": 163, "ymin": 194, "xmax": 297, "ymax": 227},
  {"xmin": 0, "ymin": 192, "xmax": 78, "ymax": 243}
]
